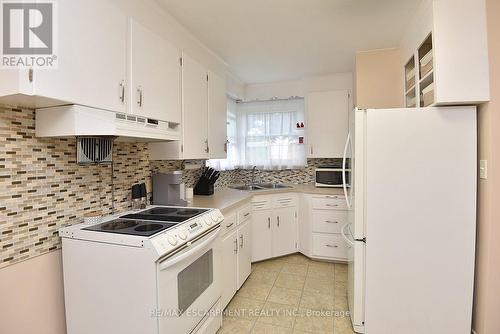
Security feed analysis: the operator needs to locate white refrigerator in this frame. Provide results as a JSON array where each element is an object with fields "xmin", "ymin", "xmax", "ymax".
[{"xmin": 340, "ymin": 107, "xmax": 477, "ymax": 334}]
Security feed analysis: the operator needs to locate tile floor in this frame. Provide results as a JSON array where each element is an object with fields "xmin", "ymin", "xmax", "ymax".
[{"xmin": 218, "ymin": 253, "xmax": 355, "ymax": 334}]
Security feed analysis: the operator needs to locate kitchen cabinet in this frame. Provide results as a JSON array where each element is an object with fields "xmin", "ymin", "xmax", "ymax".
[
  {"xmin": 251, "ymin": 210, "xmax": 274, "ymax": 262},
  {"xmin": 251, "ymin": 194, "xmax": 298, "ymax": 262},
  {"xmin": 237, "ymin": 220, "xmax": 252, "ymax": 289},
  {"xmin": 220, "ymin": 228, "xmax": 238, "ymax": 309},
  {"xmin": 208, "ymin": 71, "xmax": 228, "ymax": 159},
  {"xmin": 401, "ymin": 0, "xmax": 489, "ymax": 106},
  {"xmin": 306, "ymin": 90, "xmax": 349, "ymax": 158},
  {"xmin": 0, "ymin": 0, "xmax": 128, "ymax": 111},
  {"xmin": 219, "ymin": 204, "xmax": 252, "ymax": 309},
  {"xmin": 128, "ymin": 19, "xmax": 181, "ymax": 123},
  {"xmin": 303, "ymin": 194, "xmax": 348, "ymax": 261}
]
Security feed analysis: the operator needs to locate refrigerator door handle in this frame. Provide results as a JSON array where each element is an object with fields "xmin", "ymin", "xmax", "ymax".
[
  {"xmin": 341, "ymin": 222, "xmax": 355, "ymax": 247},
  {"xmin": 342, "ymin": 132, "xmax": 352, "ymax": 209}
]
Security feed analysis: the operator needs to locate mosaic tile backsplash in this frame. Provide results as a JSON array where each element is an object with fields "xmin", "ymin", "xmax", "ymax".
[{"xmin": 0, "ymin": 104, "xmax": 335, "ymax": 268}]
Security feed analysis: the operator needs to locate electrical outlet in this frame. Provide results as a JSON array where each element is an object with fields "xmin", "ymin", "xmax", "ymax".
[{"xmin": 479, "ymin": 160, "xmax": 488, "ymax": 179}]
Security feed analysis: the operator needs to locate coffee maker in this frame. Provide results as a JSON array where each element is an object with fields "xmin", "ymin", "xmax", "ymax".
[{"xmin": 152, "ymin": 171, "xmax": 188, "ymax": 206}]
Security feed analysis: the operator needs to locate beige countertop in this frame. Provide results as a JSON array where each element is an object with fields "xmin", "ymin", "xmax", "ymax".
[{"xmin": 189, "ymin": 184, "xmax": 345, "ymax": 213}]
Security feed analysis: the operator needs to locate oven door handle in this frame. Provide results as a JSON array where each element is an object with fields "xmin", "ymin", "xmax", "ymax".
[{"xmin": 159, "ymin": 229, "xmax": 219, "ymax": 270}]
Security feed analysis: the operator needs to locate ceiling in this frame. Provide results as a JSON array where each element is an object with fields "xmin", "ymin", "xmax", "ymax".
[{"xmin": 156, "ymin": 0, "xmax": 421, "ymax": 84}]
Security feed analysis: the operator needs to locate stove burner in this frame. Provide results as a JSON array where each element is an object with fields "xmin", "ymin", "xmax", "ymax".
[
  {"xmin": 100, "ymin": 220, "xmax": 138, "ymax": 230},
  {"xmin": 147, "ymin": 208, "xmax": 178, "ymax": 215},
  {"xmin": 176, "ymin": 209, "xmax": 200, "ymax": 215},
  {"xmin": 134, "ymin": 224, "xmax": 164, "ymax": 232}
]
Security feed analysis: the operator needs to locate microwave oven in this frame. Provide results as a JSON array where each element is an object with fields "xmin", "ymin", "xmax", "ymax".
[{"xmin": 315, "ymin": 167, "xmax": 350, "ymax": 188}]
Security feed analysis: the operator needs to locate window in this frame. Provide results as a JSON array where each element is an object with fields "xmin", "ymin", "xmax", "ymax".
[{"xmin": 208, "ymin": 98, "xmax": 306, "ymax": 170}]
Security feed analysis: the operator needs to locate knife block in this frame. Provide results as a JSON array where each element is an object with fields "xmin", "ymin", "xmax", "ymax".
[{"xmin": 194, "ymin": 181, "xmax": 214, "ymax": 196}]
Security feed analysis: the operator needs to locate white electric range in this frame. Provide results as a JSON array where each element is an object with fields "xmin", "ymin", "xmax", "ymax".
[{"xmin": 60, "ymin": 206, "xmax": 224, "ymax": 334}]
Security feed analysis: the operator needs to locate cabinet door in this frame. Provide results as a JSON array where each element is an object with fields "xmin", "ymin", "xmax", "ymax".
[
  {"xmin": 273, "ymin": 207, "xmax": 297, "ymax": 258},
  {"xmin": 237, "ymin": 220, "xmax": 252, "ymax": 289},
  {"xmin": 208, "ymin": 71, "xmax": 227, "ymax": 159},
  {"xmin": 182, "ymin": 53, "xmax": 209, "ymax": 159},
  {"xmin": 35, "ymin": 0, "xmax": 127, "ymax": 112},
  {"xmin": 128, "ymin": 19, "xmax": 181, "ymax": 122},
  {"xmin": 251, "ymin": 210, "xmax": 273, "ymax": 262},
  {"xmin": 306, "ymin": 90, "xmax": 349, "ymax": 158},
  {"xmin": 220, "ymin": 231, "xmax": 238, "ymax": 309}
]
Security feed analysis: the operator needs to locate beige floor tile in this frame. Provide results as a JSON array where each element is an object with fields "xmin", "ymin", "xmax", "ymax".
[
  {"xmin": 267, "ymin": 286, "xmax": 302, "ymax": 306},
  {"xmin": 254, "ymin": 259, "xmax": 285, "ymax": 272},
  {"xmin": 334, "ymin": 281, "xmax": 347, "ymax": 297},
  {"xmin": 225, "ymin": 296, "xmax": 266, "ymax": 321},
  {"xmin": 335, "ymin": 269, "xmax": 347, "ymax": 283},
  {"xmin": 335, "ymin": 263, "xmax": 348, "ymax": 273},
  {"xmin": 281, "ymin": 263, "xmax": 308, "ymax": 276},
  {"xmin": 308, "ymin": 260, "xmax": 334, "ymax": 270},
  {"xmin": 293, "ymin": 308, "xmax": 334, "ymax": 333},
  {"xmin": 237, "ymin": 281, "xmax": 273, "ymax": 301},
  {"xmin": 303, "ymin": 276, "xmax": 335, "ymax": 295},
  {"xmin": 307, "ymin": 265, "xmax": 334, "ymax": 280},
  {"xmin": 218, "ymin": 317, "xmax": 255, "ymax": 334},
  {"xmin": 299, "ymin": 290, "xmax": 335, "ymax": 310},
  {"xmin": 334, "ymin": 295, "xmax": 348, "ymax": 311},
  {"xmin": 274, "ymin": 273, "xmax": 306, "ymax": 290},
  {"xmin": 281, "ymin": 253, "xmax": 310, "ymax": 265},
  {"xmin": 252, "ymin": 323, "xmax": 294, "ymax": 334},
  {"xmin": 257, "ymin": 301, "xmax": 297, "ymax": 329},
  {"xmin": 248, "ymin": 269, "xmax": 280, "ymax": 285},
  {"xmin": 334, "ymin": 316, "xmax": 356, "ymax": 334}
]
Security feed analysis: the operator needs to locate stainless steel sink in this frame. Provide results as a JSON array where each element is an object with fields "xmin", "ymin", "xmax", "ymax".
[
  {"xmin": 230, "ymin": 185, "xmax": 265, "ymax": 191},
  {"xmin": 229, "ymin": 183, "xmax": 292, "ymax": 191},
  {"xmin": 257, "ymin": 183, "xmax": 292, "ymax": 189}
]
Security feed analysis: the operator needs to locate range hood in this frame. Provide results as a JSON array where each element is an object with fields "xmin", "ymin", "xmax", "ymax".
[{"xmin": 35, "ymin": 105, "xmax": 180, "ymax": 142}]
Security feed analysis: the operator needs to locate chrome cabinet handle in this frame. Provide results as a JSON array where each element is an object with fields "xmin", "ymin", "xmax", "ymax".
[
  {"xmin": 325, "ymin": 220, "xmax": 339, "ymax": 224},
  {"xmin": 326, "ymin": 244, "xmax": 339, "ymax": 248},
  {"xmin": 310, "ymin": 145, "xmax": 313, "ymax": 155},
  {"xmin": 205, "ymin": 139, "xmax": 209, "ymax": 153},
  {"xmin": 326, "ymin": 204, "xmax": 339, "ymax": 207},
  {"xmin": 234, "ymin": 239, "xmax": 238, "ymax": 253},
  {"xmin": 240, "ymin": 234, "xmax": 243, "ymax": 248},
  {"xmin": 119, "ymin": 80, "xmax": 125, "ymax": 103},
  {"xmin": 277, "ymin": 216, "xmax": 280, "ymax": 227},
  {"xmin": 226, "ymin": 222, "xmax": 234, "ymax": 228},
  {"xmin": 325, "ymin": 195, "xmax": 339, "ymax": 199},
  {"xmin": 244, "ymin": 212, "xmax": 250, "ymax": 217},
  {"xmin": 137, "ymin": 86, "xmax": 143, "ymax": 107},
  {"xmin": 268, "ymin": 217, "xmax": 271, "ymax": 229}
]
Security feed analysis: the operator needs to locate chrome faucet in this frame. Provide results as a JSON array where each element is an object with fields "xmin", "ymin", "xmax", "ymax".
[{"xmin": 251, "ymin": 166, "xmax": 258, "ymax": 185}]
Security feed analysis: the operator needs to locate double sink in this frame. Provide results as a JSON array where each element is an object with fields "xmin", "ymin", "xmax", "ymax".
[{"xmin": 230, "ymin": 183, "xmax": 292, "ymax": 191}]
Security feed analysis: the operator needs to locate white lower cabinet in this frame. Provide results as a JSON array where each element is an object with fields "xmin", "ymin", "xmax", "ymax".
[
  {"xmin": 251, "ymin": 194, "xmax": 298, "ymax": 262},
  {"xmin": 305, "ymin": 194, "xmax": 348, "ymax": 261},
  {"xmin": 219, "ymin": 204, "xmax": 252, "ymax": 309}
]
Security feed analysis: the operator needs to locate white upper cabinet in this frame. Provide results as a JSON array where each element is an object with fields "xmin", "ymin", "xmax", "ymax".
[
  {"xmin": 401, "ymin": 0, "xmax": 489, "ymax": 106},
  {"xmin": 306, "ymin": 90, "xmax": 349, "ymax": 158},
  {"xmin": 208, "ymin": 71, "xmax": 227, "ymax": 159},
  {"xmin": 128, "ymin": 19, "xmax": 181, "ymax": 123},
  {"xmin": 1, "ymin": 0, "xmax": 128, "ymax": 111},
  {"xmin": 181, "ymin": 53, "xmax": 209, "ymax": 159}
]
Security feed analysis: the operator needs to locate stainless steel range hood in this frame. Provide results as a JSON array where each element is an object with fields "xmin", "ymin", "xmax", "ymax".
[{"xmin": 35, "ymin": 104, "xmax": 180, "ymax": 142}]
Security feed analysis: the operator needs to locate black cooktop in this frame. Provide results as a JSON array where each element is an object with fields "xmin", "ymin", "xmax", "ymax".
[
  {"xmin": 121, "ymin": 207, "xmax": 209, "ymax": 223},
  {"xmin": 83, "ymin": 219, "xmax": 176, "ymax": 237}
]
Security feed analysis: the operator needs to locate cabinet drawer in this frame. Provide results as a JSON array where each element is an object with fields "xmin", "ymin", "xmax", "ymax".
[
  {"xmin": 311, "ymin": 197, "xmax": 347, "ymax": 210},
  {"xmin": 252, "ymin": 198, "xmax": 273, "ymax": 211},
  {"xmin": 221, "ymin": 213, "xmax": 237, "ymax": 235},
  {"xmin": 312, "ymin": 210, "xmax": 347, "ymax": 234},
  {"xmin": 274, "ymin": 196, "xmax": 297, "ymax": 208},
  {"xmin": 312, "ymin": 234, "xmax": 347, "ymax": 259},
  {"xmin": 238, "ymin": 206, "xmax": 252, "ymax": 224}
]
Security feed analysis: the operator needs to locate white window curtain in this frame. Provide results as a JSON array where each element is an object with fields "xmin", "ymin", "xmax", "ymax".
[
  {"xmin": 206, "ymin": 98, "xmax": 238, "ymax": 171},
  {"xmin": 236, "ymin": 98, "xmax": 306, "ymax": 170}
]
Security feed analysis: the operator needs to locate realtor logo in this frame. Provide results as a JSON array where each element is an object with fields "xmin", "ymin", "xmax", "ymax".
[{"xmin": 1, "ymin": 0, "xmax": 57, "ymax": 68}]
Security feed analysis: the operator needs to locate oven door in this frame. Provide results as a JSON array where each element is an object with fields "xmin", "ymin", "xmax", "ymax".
[{"xmin": 157, "ymin": 227, "xmax": 221, "ymax": 334}]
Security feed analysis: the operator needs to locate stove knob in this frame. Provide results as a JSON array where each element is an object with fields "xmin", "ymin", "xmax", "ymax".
[
  {"xmin": 178, "ymin": 230, "xmax": 188, "ymax": 240},
  {"xmin": 211, "ymin": 213, "xmax": 218, "ymax": 222},
  {"xmin": 167, "ymin": 235, "xmax": 178, "ymax": 246},
  {"xmin": 205, "ymin": 218, "xmax": 213, "ymax": 226}
]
